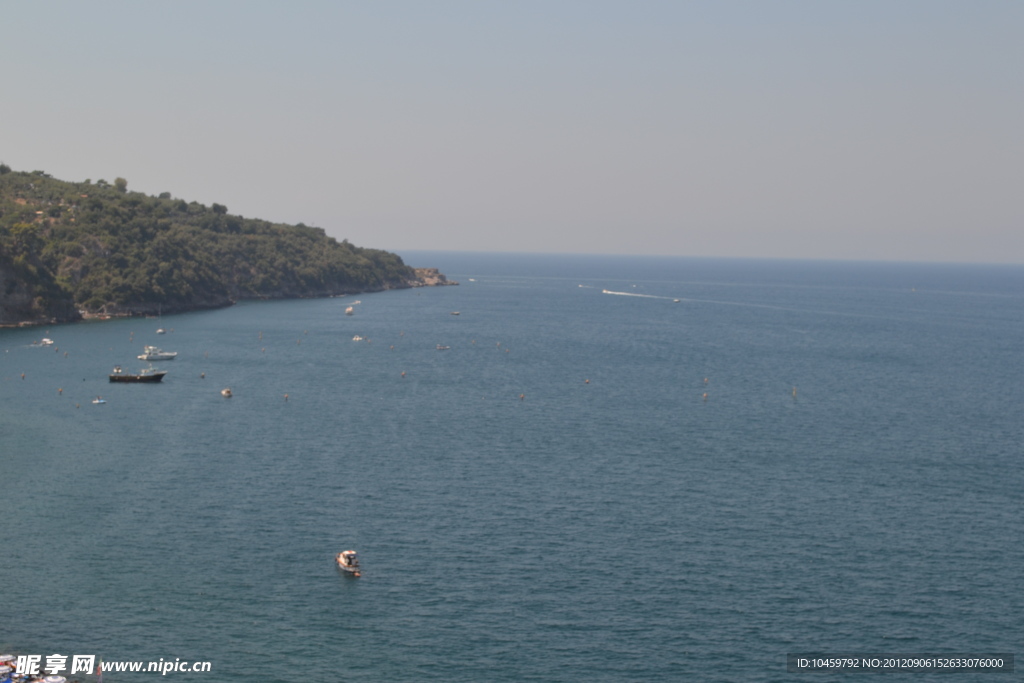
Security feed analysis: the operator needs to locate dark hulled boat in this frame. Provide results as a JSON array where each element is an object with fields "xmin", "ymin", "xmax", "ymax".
[{"xmin": 109, "ymin": 365, "xmax": 168, "ymax": 383}]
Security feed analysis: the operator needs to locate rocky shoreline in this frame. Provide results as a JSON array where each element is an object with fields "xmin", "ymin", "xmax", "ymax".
[{"xmin": 0, "ymin": 268, "xmax": 457, "ymax": 328}]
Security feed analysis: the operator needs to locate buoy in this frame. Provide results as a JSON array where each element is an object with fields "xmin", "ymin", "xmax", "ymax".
[
  {"xmin": 702, "ymin": 392, "xmax": 708, "ymax": 401},
  {"xmin": 58, "ymin": 388, "xmax": 63, "ymax": 394},
  {"xmin": 200, "ymin": 372, "xmax": 205, "ymax": 378},
  {"xmin": 519, "ymin": 394, "xmax": 525, "ymax": 401},
  {"xmin": 284, "ymin": 393, "xmax": 289, "ymax": 401},
  {"xmin": 401, "ymin": 371, "xmax": 406, "ymax": 377},
  {"xmin": 585, "ymin": 379, "xmax": 589, "ymax": 384}
]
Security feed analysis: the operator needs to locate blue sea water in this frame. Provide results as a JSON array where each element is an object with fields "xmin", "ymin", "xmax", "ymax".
[{"xmin": 2, "ymin": 253, "xmax": 1022, "ymax": 682}]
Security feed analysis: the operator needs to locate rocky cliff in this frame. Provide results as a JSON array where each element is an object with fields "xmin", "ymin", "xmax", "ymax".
[{"xmin": 0, "ymin": 251, "xmax": 80, "ymax": 326}]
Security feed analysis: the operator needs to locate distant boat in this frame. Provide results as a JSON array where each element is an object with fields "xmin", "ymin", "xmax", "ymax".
[
  {"xmin": 450, "ymin": 311, "xmax": 460, "ymax": 316},
  {"xmin": 137, "ymin": 345, "xmax": 177, "ymax": 361},
  {"xmin": 40, "ymin": 338, "xmax": 54, "ymax": 345},
  {"xmin": 221, "ymin": 388, "xmax": 232, "ymax": 398},
  {"xmin": 336, "ymin": 550, "xmax": 361, "ymax": 577},
  {"xmin": 345, "ymin": 306, "xmax": 354, "ymax": 316},
  {"xmin": 352, "ymin": 335, "xmax": 364, "ymax": 341},
  {"xmin": 92, "ymin": 397, "xmax": 106, "ymax": 404},
  {"xmin": 156, "ymin": 328, "xmax": 166, "ymax": 334},
  {"xmin": 436, "ymin": 345, "xmax": 450, "ymax": 351},
  {"xmin": 109, "ymin": 366, "xmax": 167, "ymax": 383}
]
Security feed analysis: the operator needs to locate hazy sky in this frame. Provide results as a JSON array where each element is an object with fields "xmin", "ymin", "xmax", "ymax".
[{"xmin": 2, "ymin": 1, "xmax": 1022, "ymax": 262}]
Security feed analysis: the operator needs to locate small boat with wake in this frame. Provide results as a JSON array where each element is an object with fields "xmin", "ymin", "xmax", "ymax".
[
  {"xmin": 109, "ymin": 365, "xmax": 168, "ymax": 383},
  {"xmin": 436, "ymin": 345, "xmax": 450, "ymax": 351},
  {"xmin": 336, "ymin": 550, "xmax": 361, "ymax": 577},
  {"xmin": 92, "ymin": 397, "xmax": 106, "ymax": 404}
]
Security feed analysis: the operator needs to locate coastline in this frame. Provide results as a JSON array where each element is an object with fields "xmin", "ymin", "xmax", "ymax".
[{"xmin": 0, "ymin": 267, "xmax": 457, "ymax": 329}]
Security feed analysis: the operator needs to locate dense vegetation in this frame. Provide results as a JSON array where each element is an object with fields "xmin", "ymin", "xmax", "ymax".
[{"xmin": 0, "ymin": 165, "xmax": 417, "ymax": 323}]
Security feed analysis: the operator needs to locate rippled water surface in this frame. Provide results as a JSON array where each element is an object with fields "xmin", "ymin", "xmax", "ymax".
[{"xmin": 3, "ymin": 254, "xmax": 1022, "ymax": 681}]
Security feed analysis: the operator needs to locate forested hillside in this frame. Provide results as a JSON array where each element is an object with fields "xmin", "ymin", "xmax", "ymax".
[{"xmin": 0, "ymin": 166, "xmax": 426, "ymax": 325}]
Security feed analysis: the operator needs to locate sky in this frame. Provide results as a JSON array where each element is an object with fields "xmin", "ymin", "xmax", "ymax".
[{"xmin": 2, "ymin": 1, "xmax": 1022, "ymax": 263}]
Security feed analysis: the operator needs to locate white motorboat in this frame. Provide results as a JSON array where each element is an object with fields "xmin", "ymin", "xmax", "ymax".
[
  {"xmin": 345, "ymin": 306, "xmax": 354, "ymax": 316},
  {"xmin": 138, "ymin": 345, "xmax": 177, "ymax": 361},
  {"xmin": 336, "ymin": 550, "xmax": 361, "ymax": 576},
  {"xmin": 352, "ymin": 335, "xmax": 364, "ymax": 341},
  {"xmin": 92, "ymin": 397, "xmax": 106, "ymax": 404},
  {"xmin": 156, "ymin": 328, "xmax": 166, "ymax": 334},
  {"xmin": 40, "ymin": 338, "xmax": 55, "ymax": 345}
]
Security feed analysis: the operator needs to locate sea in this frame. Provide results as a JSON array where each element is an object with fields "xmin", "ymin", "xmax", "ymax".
[{"xmin": 2, "ymin": 252, "xmax": 1021, "ymax": 682}]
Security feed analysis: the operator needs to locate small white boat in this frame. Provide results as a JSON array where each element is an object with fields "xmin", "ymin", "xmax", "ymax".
[
  {"xmin": 40, "ymin": 338, "xmax": 55, "ymax": 346},
  {"xmin": 345, "ymin": 306, "xmax": 354, "ymax": 316},
  {"xmin": 92, "ymin": 397, "xmax": 106, "ymax": 404},
  {"xmin": 436, "ymin": 345, "xmax": 450, "ymax": 351},
  {"xmin": 221, "ymin": 388, "xmax": 232, "ymax": 398},
  {"xmin": 156, "ymin": 328, "xmax": 166, "ymax": 334},
  {"xmin": 336, "ymin": 550, "xmax": 361, "ymax": 576},
  {"xmin": 352, "ymin": 335, "xmax": 364, "ymax": 342},
  {"xmin": 137, "ymin": 345, "xmax": 177, "ymax": 361}
]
